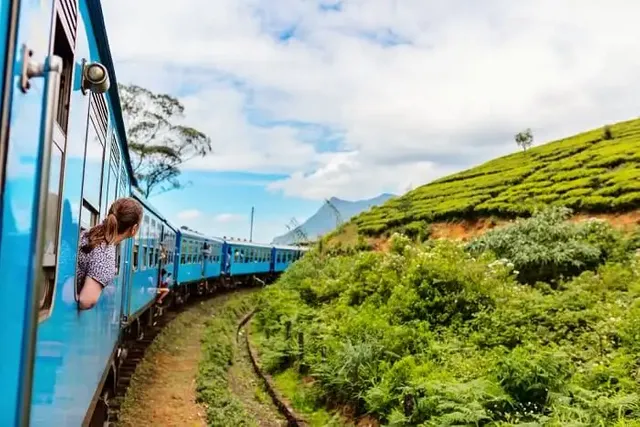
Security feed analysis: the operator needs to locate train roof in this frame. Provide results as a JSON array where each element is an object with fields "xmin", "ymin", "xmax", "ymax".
[
  {"xmin": 131, "ymin": 188, "xmax": 172, "ymax": 226},
  {"xmin": 223, "ymin": 239, "xmax": 273, "ymax": 249},
  {"xmin": 178, "ymin": 228, "xmax": 209, "ymax": 239},
  {"xmin": 86, "ymin": 0, "xmax": 137, "ymax": 188},
  {"xmin": 177, "ymin": 229, "xmax": 226, "ymax": 244},
  {"xmin": 272, "ymin": 244, "xmax": 309, "ymax": 251}
]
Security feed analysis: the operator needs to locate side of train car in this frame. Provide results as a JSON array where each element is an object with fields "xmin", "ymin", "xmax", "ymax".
[{"xmin": 0, "ymin": 1, "xmax": 306, "ymax": 426}]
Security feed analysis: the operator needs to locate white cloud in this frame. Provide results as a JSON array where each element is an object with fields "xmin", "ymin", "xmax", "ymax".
[
  {"xmin": 214, "ymin": 213, "xmax": 246, "ymax": 223},
  {"xmin": 103, "ymin": 0, "xmax": 640, "ymax": 200},
  {"xmin": 176, "ymin": 209, "xmax": 202, "ymax": 220}
]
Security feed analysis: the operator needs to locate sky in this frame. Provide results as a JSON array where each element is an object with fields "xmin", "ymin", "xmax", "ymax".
[{"xmin": 101, "ymin": 0, "xmax": 640, "ymax": 243}]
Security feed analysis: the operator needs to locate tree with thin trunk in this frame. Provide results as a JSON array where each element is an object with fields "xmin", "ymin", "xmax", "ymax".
[
  {"xmin": 515, "ymin": 128, "xmax": 533, "ymax": 153},
  {"xmin": 119, "ymin": 84, "xmax": 212, "ymax": 198}
]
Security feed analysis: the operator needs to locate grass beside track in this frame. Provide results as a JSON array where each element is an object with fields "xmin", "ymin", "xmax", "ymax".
[{"xmin": 117, "ymin": 289, "xmax": 264, "ymax": 427}]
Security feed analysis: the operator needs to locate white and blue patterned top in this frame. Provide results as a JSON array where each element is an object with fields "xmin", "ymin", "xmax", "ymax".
[{"xmin": 76, "ymin": 230, "xmax": 116, "ymax": 290}]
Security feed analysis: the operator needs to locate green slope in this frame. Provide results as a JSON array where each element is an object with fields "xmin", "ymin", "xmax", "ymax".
[{"xmin": 352, "ymin": 117, "xmax": 640, "ymax": 236}]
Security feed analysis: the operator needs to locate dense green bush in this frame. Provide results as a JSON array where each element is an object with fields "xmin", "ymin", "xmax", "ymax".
[
  {"xmin": 253, "ymin": 217, "xmax": 640, "ymax": 425},
  {"xmin": 466, "ymin": 207, "xmax": 628, "ymax": 284}
]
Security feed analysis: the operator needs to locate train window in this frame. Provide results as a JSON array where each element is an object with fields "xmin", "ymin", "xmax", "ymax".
[
  {"xmin": 81, "ymin": 94, "xmax": 107, "ymax": 215},
  {"xmin": 119, "ymin": 164, "xmax": 127, "ymax": 199},
  {"xmin": 133, "ymin": 244, "xmax": 139, "ymax": 270},
  {"xmin": 39, "ymin": 0, "xmax": 79, "ymax": 318},
  {"xmin": 141, "ymin": 246, "xmax": 147, "ymax": 270},
  {"xmin": 115, "ymin": 249, "xmax": 121, "ymax": 275}
]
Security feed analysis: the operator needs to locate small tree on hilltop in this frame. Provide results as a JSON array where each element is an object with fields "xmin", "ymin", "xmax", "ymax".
[
  {"xmin": 119, "ymin": 84, "xmax": 212, "ymax": 198},
  {"xmin": 515, "ymin": 128, "xmax": 534, "ymax": 153}
]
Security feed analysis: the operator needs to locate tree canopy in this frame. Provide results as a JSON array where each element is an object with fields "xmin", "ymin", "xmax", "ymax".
[{"xmin": 119, "ymin": 84, "xmax": 212, "ymax": 198}]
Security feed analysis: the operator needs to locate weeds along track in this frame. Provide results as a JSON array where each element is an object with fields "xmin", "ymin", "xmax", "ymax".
[{"xmin": 237, "ymin": 311, "xmax": 307, "ymax": 427}]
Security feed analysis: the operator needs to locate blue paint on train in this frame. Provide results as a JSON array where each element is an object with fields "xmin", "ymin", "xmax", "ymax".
[
  {"xmin": 0, "ymin": 0, "xmax": 59, "ymax": 424},
  {"xmin": 0, "ymin": 1, "xmax": 308, "ymax": 425}
]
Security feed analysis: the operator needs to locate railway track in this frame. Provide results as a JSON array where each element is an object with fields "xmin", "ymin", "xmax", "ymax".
[
  {"xmin": 103, "ymin": 304, "xmax": 182, "ymax": 426},
  {"xmin": 94, "ymin": 281, "xmax": 280, "ymax": 427},
  {"xmin": 95, "ymin": 284, "xmax": 237, "ymax": 426}
]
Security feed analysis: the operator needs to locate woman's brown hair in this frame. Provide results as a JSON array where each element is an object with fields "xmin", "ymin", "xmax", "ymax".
[{"xmin": 81, "ymin": 197, "xmax": 143, "ymax": 253}]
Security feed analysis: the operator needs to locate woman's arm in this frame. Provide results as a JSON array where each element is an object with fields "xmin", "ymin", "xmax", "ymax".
[{"xmin": 78, "ymin": 276, "xmax": 104, "ymax": 310}]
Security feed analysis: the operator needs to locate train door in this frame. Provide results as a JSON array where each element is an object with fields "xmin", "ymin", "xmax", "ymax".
[
  {"xmin": 201, "ymin": 241, "xmax": 209, "ymax": 277},
  {"xmin": 0, "ymin": 0, "xmax": 65, "ymax": 425},
  {"xmin": 158, "ymin": 225, "xmax": 169, "ymax": 287}
]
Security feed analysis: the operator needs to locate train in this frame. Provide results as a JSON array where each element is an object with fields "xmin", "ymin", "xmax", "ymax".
[{"xmin": 0, "ymin": 0, "xmax": 306, "ymax": 425}]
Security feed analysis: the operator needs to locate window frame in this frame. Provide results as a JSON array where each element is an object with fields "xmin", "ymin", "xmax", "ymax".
[{"xmin": 38, "ymin": 0, "xmax": 80, "ymax": 321}]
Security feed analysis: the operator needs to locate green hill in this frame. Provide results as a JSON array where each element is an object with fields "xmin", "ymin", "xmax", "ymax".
[{"xmin": 350, "ymin": 117, "xmax": 640, "ymax": 237}]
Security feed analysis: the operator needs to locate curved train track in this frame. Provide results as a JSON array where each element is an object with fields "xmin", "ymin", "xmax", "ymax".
[{"xmin": 90, "ymin": 281, "xmax": 257, "ymax": 427}]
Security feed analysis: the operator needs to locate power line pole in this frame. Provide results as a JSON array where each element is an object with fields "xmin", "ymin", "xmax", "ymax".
[{"xmin": 249, "ymin": 206, "xmax": 254, "ymax": 242}]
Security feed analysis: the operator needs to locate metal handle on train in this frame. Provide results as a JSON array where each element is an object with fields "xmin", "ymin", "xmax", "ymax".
[
  {"xmin": 28, "ymin": 48, "xmax": 63, "ymax": 300},
  {"xmin": 19, "ymin": 45, "xmax": 63, "ymax": 427}
]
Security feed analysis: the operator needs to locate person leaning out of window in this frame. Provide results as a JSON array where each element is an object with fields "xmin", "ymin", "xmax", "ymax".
[{"xmin": 77, "ymin": 197, "xmax": 143, "ymax": 310}]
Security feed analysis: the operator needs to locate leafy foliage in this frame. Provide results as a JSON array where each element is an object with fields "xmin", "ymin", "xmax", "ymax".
[
  {"xmin": 467, "ymin": 207, "xmax": 626, "ymax": 284},
  {"xmin": 119, "ymin": 84, "xmax": 212, "ymax": 197},
  {"xmin": 515, "ymin": 128, "xmax": 534, "ymax": 152},
  {"xmin": 254, "ymin": 214, "xmax": 640, "ymax": 425},
  {"xmin": 345, "ymin": 118, "xmax": 640, "ymax": 237},
  {"xmin": 196, "ymin": 292, "xmax": 256, "ymax": 426}
]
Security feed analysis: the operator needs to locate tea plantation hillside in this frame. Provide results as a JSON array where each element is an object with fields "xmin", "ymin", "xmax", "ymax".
[{"xmin": 349, "ymin": 118, "xmax": 640, "ymax": 237}]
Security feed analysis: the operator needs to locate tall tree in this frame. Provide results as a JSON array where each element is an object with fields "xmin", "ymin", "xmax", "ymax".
[
  {"xmin": 514, "ymin": 128, "xmax": 534, "ymax": 153},
  {"xmin": 119, "ymin": 84, "xmax": 212, "ymax": 198}
]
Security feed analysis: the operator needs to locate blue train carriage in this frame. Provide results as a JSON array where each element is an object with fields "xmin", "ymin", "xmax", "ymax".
[
  {"xmin": 272, "ymin": 244, "xmax": 306, "ymax": 273},
  {"xmin": 174, "ymin": 228, "xmax": 223, "ymax": 302},
  {"xmin": 0, "ymin": 0, "xmax": 137, "ymax": 424},
  {"xmin": 222, "ymin": 238, "xmax": 273, "ymax": 279},
  {"xmin": 123, "ymin": 189, "xmax": 175, "ymax": 326}
]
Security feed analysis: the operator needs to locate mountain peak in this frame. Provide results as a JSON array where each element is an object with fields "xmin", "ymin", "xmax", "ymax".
[{"xmin": 272, "ymin": 193, "xmax": 396, "ymax": 244}]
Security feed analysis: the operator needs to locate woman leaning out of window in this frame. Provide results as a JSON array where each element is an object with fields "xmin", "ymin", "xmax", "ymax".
[{"xmin": 77, "ymin": 197, "xmax": 143, "ymax": 310}]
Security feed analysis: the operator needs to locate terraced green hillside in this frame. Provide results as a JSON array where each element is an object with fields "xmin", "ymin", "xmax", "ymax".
[{"xmin": 352, "ymin": 118, "xmax": 640, "ymax": 236}]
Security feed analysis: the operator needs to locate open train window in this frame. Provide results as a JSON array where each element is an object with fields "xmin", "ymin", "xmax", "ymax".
[
  {"xmin": 133, "ymin": 244, "xmax": 139, "ymax": 270},
  {"xmin": 141, "ymin": 246, "xmax": 147, "ymax": 270},
  {"xmin": 39, "ymin": 0, "xmax": 78, "ymax": 320}
]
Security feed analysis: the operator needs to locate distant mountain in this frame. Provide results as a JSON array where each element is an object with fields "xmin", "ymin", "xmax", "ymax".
[{"xmin": 272, "ymin": 193, "xmax": 396, "ymax": 245}]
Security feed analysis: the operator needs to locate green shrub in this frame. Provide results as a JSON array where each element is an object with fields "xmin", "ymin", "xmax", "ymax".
[
  {"xmin": 253, "ymin": 222, "xmax": 640, "ymax": 425},
  {"xmin": 466, "ymin": 207, "xmax": 626, "ymax": 284}
]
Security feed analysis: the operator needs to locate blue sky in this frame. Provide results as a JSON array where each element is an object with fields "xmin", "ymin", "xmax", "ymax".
[
  {"xmin": 101, "ymin": 0, "xmax": 640, "ymax": 243},
  {"xmin": 148, "ymin": 171, "xmax": 320, "ymax": 242}
]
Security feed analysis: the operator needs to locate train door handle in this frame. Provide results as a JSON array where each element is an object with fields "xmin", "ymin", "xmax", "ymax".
[{"xmin": 27, "ymin": 45, "xmax": 63, "ymax": 308}]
